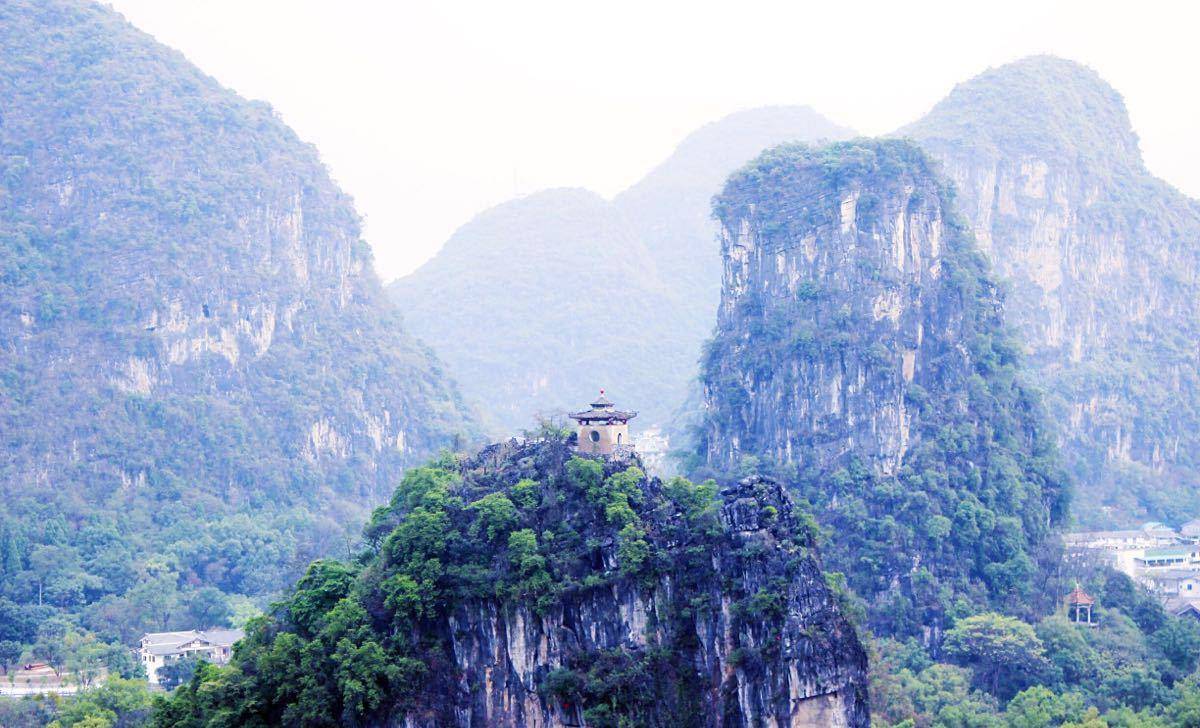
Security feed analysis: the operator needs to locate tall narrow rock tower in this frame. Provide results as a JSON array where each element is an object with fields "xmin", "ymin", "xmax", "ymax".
[{"xmin": 699, "ymin": 139, "xmax": 1068, "ymax": 632}]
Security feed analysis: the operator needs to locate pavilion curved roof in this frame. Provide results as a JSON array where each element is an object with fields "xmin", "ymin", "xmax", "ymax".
[
  {"xmin": 570, "ymin": 390, "xmax": 636, "ymax": 422},
  {"xmin": 1067, "ymin": 585, "xmax": 1095, "ymax": 606},
  {"xmin": 569, "ymin": 408, "xmax": 636, "ymax": 422}
]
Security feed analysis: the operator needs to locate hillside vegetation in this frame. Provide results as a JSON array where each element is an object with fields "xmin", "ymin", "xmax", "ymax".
[
  {"xmin": 0, "ymin": 0, "xmax": 473, "ymax": 678},
  {"xmin": 903, "ymin": 57, "xmax": 1200, "ymax": 528},
  {"xmin": 152, "ymin": 438, "xmax": 868, "ymax": 727}
]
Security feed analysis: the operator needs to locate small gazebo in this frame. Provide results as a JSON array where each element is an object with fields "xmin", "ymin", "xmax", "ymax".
[{"xmin": 1066, "ymin": 584, "xmax": 1097, "ymax": 626}]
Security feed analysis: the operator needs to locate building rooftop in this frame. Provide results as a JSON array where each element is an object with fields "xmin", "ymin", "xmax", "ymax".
[
  {"xmin": 1144, "ymin": 568, "xmax": 1200, "ymax": 580},
  {"xmin": 140, "ymin": 630, "xmax": 199, "ymax": 647},
  {"xmin": 199, "ymin": 629, "xmax": 244, "ymax": 646},
  {"xmin": 1066, "ymin": 585, "xmax": 1095, "ymax": 606},
  {"xmin": 1140, "ymin": 545, "xmax": 1197, "ymax": 559},
  {"xmin": 1166, "ymin": 597, "xmax": 1200, "ymax": 615},
  {"xmin": 140, "ymin": 629, "xmax": 244, "ymax": 655},
  {"xmin": 569, "ymin": 390, "xmax": 636, "ymax": 422},
  {"xmin": 1064, "ymin": 528, "xmax": 1177, "ymax": 541}
]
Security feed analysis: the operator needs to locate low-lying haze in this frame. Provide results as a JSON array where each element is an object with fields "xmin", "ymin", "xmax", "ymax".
[{"xmin": 105, "ymin": 0, "xmax": 1200, "ymax": 281}]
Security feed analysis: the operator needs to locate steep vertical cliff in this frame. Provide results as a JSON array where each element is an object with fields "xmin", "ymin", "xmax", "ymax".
[
  {"xmin": 0, "ymin": 0, "xmax": 473, "ymax": 611},
  {"xmin": 902, "ymin": 56, "xmax": 1200, "ymax": 526},
  {"xmin": 700, "ymin": 140, "xmax": 1068, "ymax": 636},
  {"xmin": 613, "ymin": 107, "xmax": 856, "ymax": 347},
  {"xmin": 155, "ymin": 439, "xmax": 869, "ymax": 727},
  {"xmin": 389, "ymin": 107, "xmax": 852, "ymax": 435}
]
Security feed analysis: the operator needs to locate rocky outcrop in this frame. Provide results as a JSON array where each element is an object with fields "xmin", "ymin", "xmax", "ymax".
[
  {"xmin": 375, "ymin": 438, "xmax": 870, "ymax": 728},
  {"xmin": 698, "ymin": 139, "xmax": 1067, "ymax": 633},
  {"xmin": 703, "ymin": 149, "xmax": 947, "ymax": 474},
  {"xmin": 902, "ymin": 56, "xmax": 1200, "ymax": 526},
  {"xmin": 431, "ymin": 457, "xmax": 867, "ymax": 727},
  {"xmin": 613, "ymin": 107, "xmax": 856, "ymax": 355},
  {"xmin": 152, "ymin": 437, "xmax": 868, "ymax": 726},
  {"xmin": 702, "ymin": 141, "xmax": 973, "ymax": 475}
]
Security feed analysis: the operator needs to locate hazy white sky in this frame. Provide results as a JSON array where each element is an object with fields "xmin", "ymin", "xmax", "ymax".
[{"xmin": 105, "ymin": 0, "xmax": 1200, "ymax": 282}]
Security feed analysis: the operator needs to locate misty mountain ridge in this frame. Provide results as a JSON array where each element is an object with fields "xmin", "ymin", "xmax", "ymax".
[
  {"xmin": 902, "ymin": 54, "xmax": 1200, "ymax": 527},
  {"xmin": 389, "ymin": 105, "xmax": 854, "ymax": 436},
  {"xmin": 901, "ymin": 55, "xmax": 1143, "ymax": 174}
]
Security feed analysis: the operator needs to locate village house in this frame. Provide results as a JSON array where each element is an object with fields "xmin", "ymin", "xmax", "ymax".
[
  {"xmin": 1181, "ymin": 518, "xmax": 1200, "ymax": 542},
  {"xmin": 1167, "ymin": 599, "xmax": 1200, "ymax": 621},
  {"xmin": 137, "ymin": 629, "xmax": 243, "ymax": 685},
  {"xmin": 1063, "ymin": 524, "xmax": 1178, "ymax": 553},
  {"xmin": 634, "ymin": 425, "xmax": 670, "ymax": 475},
  {"xmin": 1141, "ymin": 568, "xmax": 1200, "ymax": 597},
  {"xmin": 1062, "ymin": 519, "xmax": 1200, "ymax": 607}
]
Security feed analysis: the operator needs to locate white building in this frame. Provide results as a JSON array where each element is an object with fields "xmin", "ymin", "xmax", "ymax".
[
  {"xmin": 1141, "ymin": 568, "xmax": 1200, "ymax": 597},
  {"xmin": 1063, "ymin": 526, "xmax": 1179, "ymax": 552},
  {"xmin": 138, "ymin": 629, "xmax": 243, "ymax": 685},
  {"xmin": 1063, "ymin": 523, "xmax": 1182, "ymax": 576},
  {"xmin": 1181, "ymin": 519, "xmax": 1200, "ymax": 542},
  {"xmin": 1134, "ymin": 545, "xmax": 1200, "ymax": 571},
  {"xmin": 635, "ymin": 426, "xmax": 671, "ymax": 476}
]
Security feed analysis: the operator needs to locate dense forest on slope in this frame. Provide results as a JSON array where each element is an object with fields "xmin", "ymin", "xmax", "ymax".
[
  {"xmin": 0, "ymin": 0, "xmax": 473, "ymax": 677},
  {"xmin": 389, "ymin": 107, "xmax": 853, "ymax": 436},
  {"xmin": 148, "ymin": 437, "xmax": 868, "ymax": 727},
  {"xmin": 902, "ymin": 56, "xmax": 1200, "ymax": 528},
  {"xmin": 698, "ymin": 139, "xmax": 1070, "ymax": 635},
  {"xmin": 867, "ymin": 575, "xmax": 1200, "ymax": 726}
]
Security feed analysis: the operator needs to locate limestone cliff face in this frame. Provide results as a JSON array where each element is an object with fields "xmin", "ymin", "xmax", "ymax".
[
  {"xmin": 903, "ymin": 56, "xmax": 1200, "ymax": 525},
  {"xmin": 698, "ymin": 140, "xmax": 1067, "ymax": 633},
  {"xmin": 614, "ymin": 107, "xmax": 856, "ymax": 352},
  {"xmin": 401, "ymin": 441, "xmax": 868, "ymax": 728},
  {"xmin": 703, "ymin": 141, "xmax": 968, "ymax": 475},
  {"xmin": 0, "ymin": 0, "xmax": 473, "ymax": 597}
]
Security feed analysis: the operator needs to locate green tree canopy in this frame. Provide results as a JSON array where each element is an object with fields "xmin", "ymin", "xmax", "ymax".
[{"xmin": 944, "ymin": 613, "xmax": 1049, "ymax": 698}]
